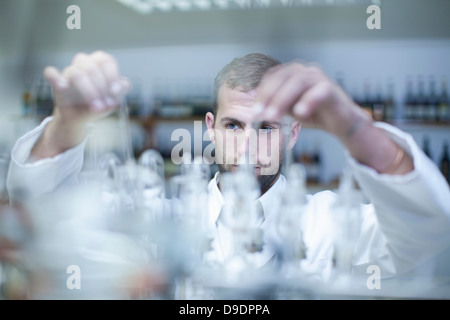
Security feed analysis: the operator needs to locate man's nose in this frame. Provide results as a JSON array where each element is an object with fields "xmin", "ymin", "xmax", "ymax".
[{"xmin": 237, "ymin": 127, "xmax": 258, "ymax": 163}]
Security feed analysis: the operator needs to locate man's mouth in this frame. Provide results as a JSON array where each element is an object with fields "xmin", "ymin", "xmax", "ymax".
[{"xmin": 231, "ymin": 164, "xmax": 262, "ymax": 174}]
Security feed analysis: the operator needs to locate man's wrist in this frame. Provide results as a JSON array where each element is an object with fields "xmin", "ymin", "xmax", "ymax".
[
  {"xmin": 28, "ymin": 116, "xmax": 87, "ymax": 161},
  {"xmin": 48, "ymin": 116, "xmax": 87, "ymax": 151},
  {"xmin": 338, "ymin": 114, "xmax": 391, "ymax": 171},
  {"xmin": 339, "ymin": 118, "xmax": 414, "ymax": 175}
]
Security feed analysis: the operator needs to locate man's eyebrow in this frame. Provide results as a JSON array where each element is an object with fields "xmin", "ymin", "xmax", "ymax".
[
  {"xmin": 220, "ymin": 117, "xmax": 245, "ymax": 125},
  {"xmin": 220, "ymin": 117, "xmax": 281, "ymax": 128},
  {"xmin": 259, "ymin": 121, "xmax": 281, "ymax": 127}
]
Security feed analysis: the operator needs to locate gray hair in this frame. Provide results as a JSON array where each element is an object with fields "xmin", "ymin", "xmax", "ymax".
[{"xmin": 212, "ymin": 53, "xmax": 281, "ymax": 114}]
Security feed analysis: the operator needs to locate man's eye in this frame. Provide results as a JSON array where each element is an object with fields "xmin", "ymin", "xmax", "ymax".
[
  {"xmin": 260, "ymin": 126, "xmax": 273, "ymax": 133},
  {"xmin": 226, "ymin": 123, "xmax": 239, "ymax": 130}
]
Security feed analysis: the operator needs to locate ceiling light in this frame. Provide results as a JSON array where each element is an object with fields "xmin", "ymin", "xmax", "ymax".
[{"xmin": 115, "ymin": 0, "xmax": 381, "ymax": 15}]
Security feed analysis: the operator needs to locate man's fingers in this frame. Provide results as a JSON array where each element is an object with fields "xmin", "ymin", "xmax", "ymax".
[
  {"xmin": 43, "ymin": 66, "xmax": 68, "ymax": 90},
  {"xmin": 254, "ymin": 63, "xmax": 325, "ymax": 120},
  {"xmin": 73, "ymin": 53, "xmax": 113, "ymax": 106},
  {"xmin": 63, "ymin": 65, "xmax": 106, "ymax": 111},
  {"xmin": 91, "ymin": 51, "xmax": 124, "ymax": 95},
  {"xmin": 111, "ymin": 77, "xmax": 131, "ymax": 98},
  {"xmin": 292, "ymin": 81, "xmax": 336, "ymax": 120},
  {"xmin": 119, "ymin": 77, "xmax": 131, "ymax": 93},
  {"xmin": 256, "ymin": 63, "xmax": 301, "ymax": 109},
  {"xmin": 262, "ymin": 71, "xmax": 321, "ymax": 120}
]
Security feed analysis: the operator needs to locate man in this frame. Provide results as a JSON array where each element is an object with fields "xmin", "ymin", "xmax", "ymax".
[
  {"xmin": 6, "ymin": 51, "xmax": 450, "ymax": 298},
  {"xmin": 204, "ymin": 53, "xmax": 450, "ymax": 282}
]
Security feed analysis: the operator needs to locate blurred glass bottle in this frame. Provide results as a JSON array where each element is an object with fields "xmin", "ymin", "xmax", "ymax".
[
  {"xmin": 275, "ymin": 163, "xmax": 308, "ymax": 274},
  {"xmin": 219, "ymin": 158, "xmax": 263, "ymax": 267},
  {"xmin": 127, "ymin": 79, "xmax": 143, "ymax": 117},
  {"xmin": 383, "ymin": 78, "xmax": 396, "ymax": 122},
  {"xmin": 440, "ymin": 141, "xmax": 449, "ymax": 184},
  {"xmin": 372, "ymin": 81, "xmax": 385, "ymax": 122},
  {"xmin": 21, "ymin": 78, "xmax": 33, "ymax": 117},
  {"xmin": 331, "ymin": 167, "xmax": 362, "ymax": 276},
  {"xmin": 35, "ymin": 78, "xmax": 53, "ymax": 118},
  {"xmin": 169, "ymin": 155, "xmax": 212, "ymax": 263},
  {"xmin": 403, "ymin": 75, "xmax": 416, "ymax": 121},
  {"xmin": 426, "ymin": 75, "xmax": 438, "ymax": 123},
  {"xmin": 414, "ymin": 75, "xmax": 427, "ymax": 122},
  {"xmin": 360, "ymin": 79, "xmax": 374, "ymax": 119},
  {"xmin": 422, "ymin": 135, "xmax": 433, "ymax": 161},
  {"xmin": 438, "ymin": 76, "xmax": 449, "ymax": 123}
]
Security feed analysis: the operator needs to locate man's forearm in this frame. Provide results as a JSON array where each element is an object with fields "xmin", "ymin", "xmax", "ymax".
[
  {"xmin": 340, "ymin": 115, "xmax": 414, "ymax": 175},
  {"xmin": 28, "ymin": 116, "xmax": 87, "ymax": 162}
]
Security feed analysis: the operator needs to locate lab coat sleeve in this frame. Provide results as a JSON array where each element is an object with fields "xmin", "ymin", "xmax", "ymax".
[
  {"xmin": 348, "ymin": 122, "xmax": 450, "ymax": 277},
  {"xmin": 6, "ymin": 116, "xmax": 86, "ymax": 202}
]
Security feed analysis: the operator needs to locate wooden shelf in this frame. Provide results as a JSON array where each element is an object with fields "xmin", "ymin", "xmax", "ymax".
[
  {"xmin": 385, "ymin": 120, "xmax": 450, "ymax": 128},
  {"xmin": 130, "ymin": 115, "xmax": 206, "ymax": 127}
]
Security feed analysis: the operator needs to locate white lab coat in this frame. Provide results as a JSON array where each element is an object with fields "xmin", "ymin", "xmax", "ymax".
[{"xmin": 6, "ymin": 117, "xmax": 450, "ymax": 298}]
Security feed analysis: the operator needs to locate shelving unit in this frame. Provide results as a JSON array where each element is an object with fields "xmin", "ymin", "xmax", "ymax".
[
  {"xmin": 128, "ymin": 111, "xmax": 450, "ymax": 190},
  {"xmin": 130, "ymin": 115, "xmax": 206, "ymax": 152}
]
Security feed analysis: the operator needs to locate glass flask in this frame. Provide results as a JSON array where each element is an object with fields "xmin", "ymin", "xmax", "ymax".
[
  {"xmin": 330, "ymin": 167, "xmax": 362, "ymax": 278},
  {"xmin": 274, "ymin": 163, "xmax": 308, "ymax": 274},
  {"xmin": 219, "ymin": 157, "xmax": 263, "ymax": 271}
]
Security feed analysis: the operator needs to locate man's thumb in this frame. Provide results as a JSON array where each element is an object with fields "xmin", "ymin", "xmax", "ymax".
[{"xmin": 43, "ymin": 66, "xmax": 68, "ymax": 91}]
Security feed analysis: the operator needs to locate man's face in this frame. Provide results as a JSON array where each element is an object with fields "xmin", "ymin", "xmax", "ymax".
[{"xmin": 205, "ymin": 86, "xmax": 300, "ymax": 193}]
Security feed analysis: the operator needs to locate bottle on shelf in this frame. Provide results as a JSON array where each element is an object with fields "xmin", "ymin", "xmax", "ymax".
[
  {"xmin": 383, "ymin": 78, "xmax": 396, "ymax": 122},
  {"xmin": 126, "ymin": 79, "xmax": 143, "ymax": 117},
  {"xmin": 154, "ymin": 79, "xmax": 194, "ymax": 118},
  {"xmin": 296, "ymin": 140, "xmax": 322, "ymax": 184},
  {"xmin": 310, "ymin": 146, "xmax": 322, "ymax": 183},
  {"xmin": 438, "ymin": 76, "xmax": 450, "ymax": 123},
  {"xmin": 422, "ymin": 135, "xmax": 433, "ymax": 161},
  {"xmin": 440, "ymin": 141, "xmax": 449, "ymax": 184},
  {"xmin": 426, "ymin": 75, "xmax": 438, "ymax": 123},
  {"xmin": 152, "ymin": 78, "xmax": 164, "ymax": 116},
  {"xmin": 35, "ymin": 78, "xmax": 53, "ymax": 118},
  {"xmin": 403, "ymin": 75, "xmax": 416, "ymax": 121},
  {"xmin": 190, "ymin": 79, "xmax": 213, "ymax": 116},
  {"xmin": 350, "ymin": 83, "xmax": 362, "ymax": 112},
  {"xmin": 21, "ymin": 78, "xmax": 34, "ymax": 116},
  {"xmin": 360, "ymin": 79, "xmax": 374, "ymax": 119},
  {"xmin": 372, "ymin": 81, "xmax": 385, "ymax": 122},
  {"xmin": 414, "ymin": 75, "xmax": 427, "ymax": 122}
]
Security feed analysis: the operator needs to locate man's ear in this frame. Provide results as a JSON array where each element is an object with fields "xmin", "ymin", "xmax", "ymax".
[
  {"xmin": 288, "ymin": 121, "xmax": 301, "ymax": 150},
  {"xmin": 205, "ymin": 112, "xmax": 215, "ymax": 144}
]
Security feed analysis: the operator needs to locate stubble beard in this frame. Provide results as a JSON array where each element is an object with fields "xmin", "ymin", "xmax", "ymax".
[{"xmin": 217, "ymin": 162, "xmax": 282, "ymax": 195}]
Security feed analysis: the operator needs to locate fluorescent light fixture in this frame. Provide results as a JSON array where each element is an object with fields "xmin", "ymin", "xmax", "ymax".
[{"xmin": 115, "ymin": 0, "xmax": 381, "ymax": 15}]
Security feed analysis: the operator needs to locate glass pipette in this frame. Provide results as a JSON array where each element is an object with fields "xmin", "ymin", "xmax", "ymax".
[
  {"xmin": 118, "ymin": 95, "xmax": 134, "ymax": 164},
  {"xmin": 281, "ymin": 115, "xmax": 294, "ymax": 177}
]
